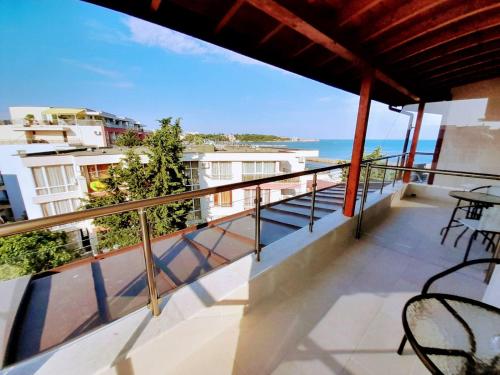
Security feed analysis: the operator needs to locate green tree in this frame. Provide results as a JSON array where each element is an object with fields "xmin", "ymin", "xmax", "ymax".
[
  {"xmin": 84, "ymin": 117, "xmax": 191, "ymax": 251},
  {"xmin": 115, "ymin": 129, "xmax": 143, "ymax": 147},
  {"xmin": 0, "ymin": 230, "xmax": 74, "ymax": 278},
  {"xmin": 338, "ymin": 146, "xmax": 392, "ymax": 182}
]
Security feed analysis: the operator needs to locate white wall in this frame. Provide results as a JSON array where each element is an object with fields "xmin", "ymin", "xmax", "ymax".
[
  {"xmin": 0, "ymin": 144, "xmax": 74, "ymax": 219},
  {"xmin": 8, "ymin": 106, "xmax": 49, "ymax": 122},
  {"xmin": 13, "ymin": 148, "xmax": 319, "ymax": 222}
]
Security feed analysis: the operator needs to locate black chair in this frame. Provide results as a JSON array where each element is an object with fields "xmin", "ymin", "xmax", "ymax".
[
  {"xmin": 397, "ymin": 258, "xmax": 500, "ymax": 356},
  {"xmin": 440, "ymin": 185, "xmax": 491, "ymax": 245}
]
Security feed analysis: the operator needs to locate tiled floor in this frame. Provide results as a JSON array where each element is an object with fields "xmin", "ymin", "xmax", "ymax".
[{"xmin": 170, "ymin": 195, "xmax": 491, "ymax": 375}]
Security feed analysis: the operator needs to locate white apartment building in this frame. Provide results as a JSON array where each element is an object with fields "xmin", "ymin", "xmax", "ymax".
[
  {"xmin": 13, "ymin": 145, "xmax": 317, "ymax": 223},
  {"xmin": 1, "ymin": 106, "xmax": 146, "ymax": 147}
]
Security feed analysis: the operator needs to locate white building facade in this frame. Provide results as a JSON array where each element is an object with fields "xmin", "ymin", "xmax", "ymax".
[
  {"xmin": 1, "ymin": 106, "xmax": 146, "ymax": 147},
  {"xmin": 13, "ymin": 146, "xmax": 318, "ymax": 223}
]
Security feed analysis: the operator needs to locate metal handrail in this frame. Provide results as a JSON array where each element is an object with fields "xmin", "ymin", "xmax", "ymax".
[
  {"xmin": 0, "ymin": 153, "xmax": 407, "ymax": 238},
  {"xmin": 355, "ymin": 163, "xmax": 500, "ymax": 239},
  {"xmin": 0, "ymin": 152, "xmax": 405, "ymax": 320}
]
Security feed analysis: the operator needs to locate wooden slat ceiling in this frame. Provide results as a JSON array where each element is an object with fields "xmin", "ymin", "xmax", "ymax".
[{"xmin": 87, "ymin": 0, "xmax": 500, "ymax": 105}]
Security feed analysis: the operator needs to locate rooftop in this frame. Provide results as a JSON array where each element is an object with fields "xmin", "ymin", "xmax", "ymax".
[{"xmin": 19, "ymin": 144, "xmax": 312, "ymax": 158}]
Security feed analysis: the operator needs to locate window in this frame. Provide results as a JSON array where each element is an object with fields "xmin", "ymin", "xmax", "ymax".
[
  {"xmin": 41, "ymin": 198, "xmax": 80, "ymax": 217},
  {"xmin": 242, "ymin": 161, "xmax": 276, "ymax": 181},
  {"xmin": 186, "ymin": 198, "xmax": 202, "ymax": 222},
  {"xmin": 244, "ymin": 189, "xmax": 270, "ymax": 209},
  {"xmin": 211, "ymin": 161, "xmax": 232, "ymax": 180},
  {"xmin": 183, "ymin": 161, "xmax": 200, "ymax": 190},
  {"xmin": 32, "ymin": 165, "xmax": 78, "ymax": 196},
  {"xmin": 86, "ymin": 164, "xmax": 112, "ymax": 181},
  {"xmin": 213, "ymin": 191, "xmax": 232, "ymax": 207}
]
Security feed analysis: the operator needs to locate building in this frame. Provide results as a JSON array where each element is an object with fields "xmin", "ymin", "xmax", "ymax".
[
  {"xmin": 0, "ymin": 171, "xmax": 13, "ymax": 223},
  {"xmin": 1, "ymin": 106, "xmax": 146, "ymax": 147},
  {"xmin": 1, "ymin": 144, "xmax": 318, "ymax": 252},
  {"xmin": 1, "ymin": 1, "xmax": 499, "ymax": 374},
  {"xmin": 14, "ymin": 144, "xmax": 317, "ymax": 221}
]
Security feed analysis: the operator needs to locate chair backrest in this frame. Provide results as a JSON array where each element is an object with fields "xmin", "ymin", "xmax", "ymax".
[
  {"xmin": 478, "ymin": 206, "xmax": 500, "ymax": 232},
  {"xmin": 487, "ymin": 185, "xmax": 500, "ymax": 197}
]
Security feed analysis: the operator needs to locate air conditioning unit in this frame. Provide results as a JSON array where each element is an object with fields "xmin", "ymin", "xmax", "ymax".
[
  {"xmin": 298, "ymin": 157, "xmax": 305, "ymax": 163},
  {"xmin": 200, "ymin": 162, "xmax": 210, "ymax": 169},
  {"xmin": 94, "ymin": 131, "xmax": 102, "ymax": 135}
]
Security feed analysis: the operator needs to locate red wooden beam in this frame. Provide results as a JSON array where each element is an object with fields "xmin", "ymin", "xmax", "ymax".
[
  {"xmin": 428, "ymin": 125, "xmax": 446, "ymax": 185},
  {"xmin": 393, "ymin": 28, "xmax": 500, "ymax": 70},
  {"xmin": 215, "ymin": 0, "xmax": 245, "ymax": 34},
  {"xmin": 414, "ymin": 43, "xmax": 500, "ymax": 76},
  {"xmin": 246, "ymin": 0, "xmax": 419, "ymax": 102},
  {"xmin": 336, "ymin": 0, "xmax": 384, "ymax": 29},
  {"xmin": 291, "ymin": 41, "xmax": 316, "ymax": 58},
  {"xmin": 150, "ymin": 0, "xmax": 161, "ymax": 11},
  {"xmin": 383, "ymin": 10, "xmax": 500, "ymax": 65},
  {"xmin": 258, "ymin": 23, "xmax": 285, "ymax": 46},
  {"xmin": 343, "ymin": 72, "xmax": 374, "ymax": 217},
  {"xmin": 358, "ymin": 0, "xmax": 447, "ymax": 43},
  {"xmin": 374, "ymin": 1, "xmax": 500, "ymax": 56},
  {"xmin": 403, "ymin": 102, "xmax": 425, "ymax": 183}
]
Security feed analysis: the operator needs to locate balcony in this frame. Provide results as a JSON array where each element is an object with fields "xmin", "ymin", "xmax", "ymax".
[
  {"xmin": 2, "ymin": 1, "xmax": 500, "ymax": 373},
  {"xmin": 2, "ymin": 171, "xmax": 498, "ymax": 374}
]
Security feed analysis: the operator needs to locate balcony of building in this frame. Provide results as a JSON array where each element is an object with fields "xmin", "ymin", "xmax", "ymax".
[{"xmin": 1, "ymin": 1, "xmax": 499, "ymax": 374}]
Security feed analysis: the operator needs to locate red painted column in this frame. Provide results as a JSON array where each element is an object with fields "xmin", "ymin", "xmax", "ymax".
[
  {"xmin": 428, "ymin": 124, "xmax": 446, "ymax": 185},
  {"xmin": 403, "ymin": 102, "xmax": 425, "ymax": 183},
  {"xmin": 343, "ymin": 72, "xmax": 373, "ymax": 217}
]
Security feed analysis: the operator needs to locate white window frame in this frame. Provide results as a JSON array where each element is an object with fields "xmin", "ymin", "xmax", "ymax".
[
  {"xmin": 242, "ymin": 161, "xmax": 276, "ymax": 181},
  {"xmin": 41, "ymin": 198, "xmax": 81, "ymax": 217},
  {"xmin": 32, "ymin": 165, "xmax": 78, "ymax": 196},
  {"xmin": 211, "ymin": 161, "xmax": 232, "ymax": 180}
]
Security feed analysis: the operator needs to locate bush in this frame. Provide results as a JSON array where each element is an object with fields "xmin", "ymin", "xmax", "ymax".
[{"xmin": 0, "ymin": 230, "xmax": 75, "ymax": 277}]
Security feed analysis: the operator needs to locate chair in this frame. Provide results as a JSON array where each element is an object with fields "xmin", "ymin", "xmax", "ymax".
[
  {"xmin": 440, "ymin": 185, "xmax": 493, "ymax": 245},
  {"xmin": 397, "ymin": 258, "xmax": 500, "ymax": 356},
  {"xmin": 459, "ymin": 206, "xmax": 500, "ymax": 262}
]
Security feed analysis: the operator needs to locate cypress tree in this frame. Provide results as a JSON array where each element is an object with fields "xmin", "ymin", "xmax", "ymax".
[
  {"xmin": 84, "ymin": 118, "xmax": 191, "ymax": 251},
  {"xmin": 145, "ymin": 117, "xmax": 191, "ymax": 235}
]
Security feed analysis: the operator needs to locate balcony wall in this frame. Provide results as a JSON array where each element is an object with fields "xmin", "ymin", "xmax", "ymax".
[{"xmin": 4, "ymin": 182, "xmax": 398, "ymax": 375}]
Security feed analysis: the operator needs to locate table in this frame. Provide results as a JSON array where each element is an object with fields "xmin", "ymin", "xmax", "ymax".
[
  {"xmin": 441, "ymin": 190, "xmax": 500, "ymax": 245},
  {"xmin": 403, "ymin": 293, "xmax": 500, "ymax": 374},
  {"xmin": 448, "ymin": 191, "xmax": 500, "ymax": 206}
]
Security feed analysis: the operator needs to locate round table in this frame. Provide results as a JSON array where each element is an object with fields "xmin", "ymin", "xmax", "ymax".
[
  {"xmin": 441, "ymin": 191, "xmax": 500, "ymax": 244},
  {"xmin": 403, "ymin": 293, "xmax": 500, "ymax": 374},
  {"xmin": 449, "ymin": 191, "xmax": 500, "ymax": 206}
]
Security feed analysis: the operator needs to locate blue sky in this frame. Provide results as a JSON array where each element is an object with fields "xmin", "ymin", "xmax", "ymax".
[{"xmin": 0, "ymin": 0, "xmax": 441, "ymax": 139}]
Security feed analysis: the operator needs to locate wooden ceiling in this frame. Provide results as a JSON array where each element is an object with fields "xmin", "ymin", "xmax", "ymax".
[{"xmin": 87, "ymin": 0, "xmax": 500, "ymax": 105}]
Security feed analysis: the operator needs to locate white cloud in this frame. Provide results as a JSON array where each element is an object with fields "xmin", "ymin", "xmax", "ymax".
[
  {"xmin": 123, "ymin": 17, "xmax": 263, "ymax": 65},
  {"xmin": 61, "ymin": 58, "xmax": 134, "ymax": 89},
  {"xmin": 61, "ymin": 58, "xmax": 120, "ymax": 79}
]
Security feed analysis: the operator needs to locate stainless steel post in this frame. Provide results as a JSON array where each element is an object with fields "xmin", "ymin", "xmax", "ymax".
[
  {"xmin": 355, "ymin": 163, "xmax": 371, "ymax": 239},
  {"xmin": 254, "ymin": 186, "xmax": 262, "ymax": 261},
  {"xmin": 393, "ymin": 156, "xmax": 400, "ymax": 187},
  {"xmin": 380, "ymin": 158, "xmax": 388, "ymax": 193},
  {"xmin": 138, "ymin": 208, "xmax": 160, "ymax": 316},
  {"xmin": 309, "ymin": 173, "xmax": 318, "ymax": 232}
]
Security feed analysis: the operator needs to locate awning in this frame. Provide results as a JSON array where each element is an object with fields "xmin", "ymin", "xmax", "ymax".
[{"xmin": 42, "ymin": 108, "xmax": 85, "ymax": 116}]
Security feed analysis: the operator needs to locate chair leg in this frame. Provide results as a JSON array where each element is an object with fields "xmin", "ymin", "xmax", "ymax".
[
  {"xmin": 397, "ymin": 335, "xmax": 407, "ymax": 355},
  {"xmin": 454, "ymin": 227, "xmax": 468, "ymax": 248},
  {"xmin": 441, "ymin": 201, "xmax": 461, "ymax": 245},
  {"xmin": 463, "ymin": 231, "xmax": 477, "ymax": 262}
]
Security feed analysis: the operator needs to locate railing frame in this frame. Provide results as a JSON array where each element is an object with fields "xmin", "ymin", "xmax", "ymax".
[
  {"xmin": 0, "ymin": 152, "xmax": 408, "ymax": 318},
  {"xmin": 355, "ymin": 164, "xmax": 500, "ymax": 239}
]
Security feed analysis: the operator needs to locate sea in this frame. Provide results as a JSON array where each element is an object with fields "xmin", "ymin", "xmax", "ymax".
[{"xmin": 248, "ymin": 139, "xmax": 436, "ymax": 168}]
